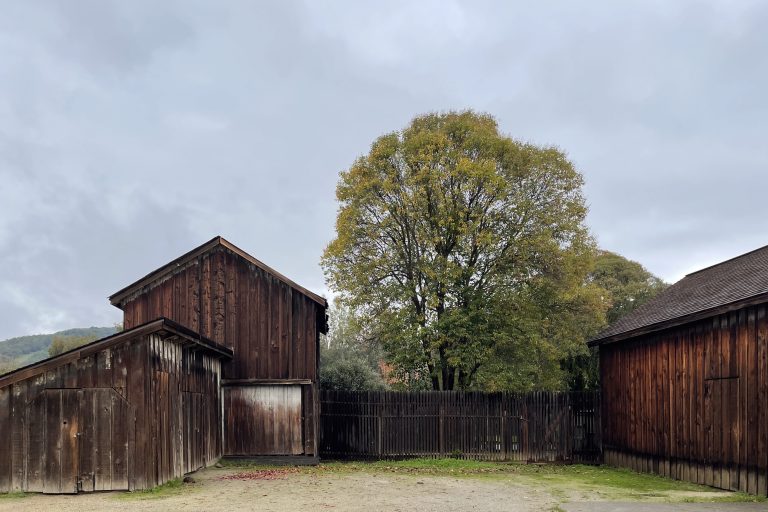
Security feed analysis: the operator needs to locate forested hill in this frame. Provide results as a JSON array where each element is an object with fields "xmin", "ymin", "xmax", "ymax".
[{"xmin": 0, "ymin": 326, "xmax": 118, "ymax": 369}]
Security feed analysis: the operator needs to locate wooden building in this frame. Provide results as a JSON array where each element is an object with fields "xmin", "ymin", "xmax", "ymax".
[
  {"xmin": 591, "ymin": 245, "xmax": 768, "ymax": 495},
  {"xmin": 0, "ymin": 318, "xmax": 232, "ymax": 493},
  {"xmin": 108, "ymin": 236, "xmax": 328, "ymax": 459},
  {"xmin": 0, "ymin": 236, "xmax": 327, "ymax": 494}
]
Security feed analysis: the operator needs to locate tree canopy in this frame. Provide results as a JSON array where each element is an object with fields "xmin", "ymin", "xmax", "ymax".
[
  {"xmin": 322, "ymin": 111, "xmax": 606, "ymax": 391},
  {"xmin": 560, "ymin": 250, "xmax": 668, "ymax": 391},
  {"xmin": 590, "ymin": 250, "xmax": 668, "ymax": 325}
]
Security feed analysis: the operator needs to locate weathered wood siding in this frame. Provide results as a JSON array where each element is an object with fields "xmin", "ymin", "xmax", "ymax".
[
  {"xmin": 120, "ymin": 246, "xmax": 321, "ymax": 382},
  {"xmin": 147, "ymin": 334, "xmax": 223, "ymax": 486},
  {"xmin": 223, "ymin": 385, "xmax": 304, "ymax": 456},
  {"xmin": 118, "ymin": 246, "xmax": 322, "ymax": 457},
  {"xmin": 0, "ymin": 331, "xmax": 223, "ymax": 493},
  {"xmin": 600, "ymin": 304, "xmax": 768, "ymax": 495}
]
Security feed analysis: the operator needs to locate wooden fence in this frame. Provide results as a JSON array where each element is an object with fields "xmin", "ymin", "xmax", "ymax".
[{"xmin": 319, "ymin": 390, "xmax": 601, "ymax": 463}]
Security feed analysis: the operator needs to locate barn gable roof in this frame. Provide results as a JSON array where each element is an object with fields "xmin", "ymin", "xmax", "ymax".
[
  {"xmin": 108, "ymin": 236, "xmax": 327, "ymax": 308},
  {"xmin": 0, "ymin": 318, "xmax": 233, "ymax": 389},
  {"xmin": 590, "ymin": 243, "xmax": 768, "ymax": 346}
]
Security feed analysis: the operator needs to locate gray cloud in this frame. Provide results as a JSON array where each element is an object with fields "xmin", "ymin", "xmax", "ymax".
[{"xmin": 0, "ymin": 0, "xmax": 766, "ymax": 338}]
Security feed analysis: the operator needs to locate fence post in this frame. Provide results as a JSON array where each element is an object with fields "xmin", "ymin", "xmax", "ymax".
[
  {"xmin": 501, "ymin": 395, "xmax": 508, "ymax": 460},
  {"xmin": 377, "ymin": 392, "xmax": 383, "ymax": 457},
  {"xmin": 439, "ymin": 397, "xmax": 445, "ymax": 456}
]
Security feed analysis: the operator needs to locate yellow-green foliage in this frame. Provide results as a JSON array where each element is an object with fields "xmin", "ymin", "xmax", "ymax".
[{"xmin": 322, "ymin": 110, "xmax": 607, "ymax": 391}]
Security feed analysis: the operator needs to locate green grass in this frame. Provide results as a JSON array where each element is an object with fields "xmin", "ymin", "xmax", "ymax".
[
  {"xmin": 0, "ymin": 492, "xmax": 29, "ymax": 500},
  {"xmin": 217, "ymin": 459, "xmax": 300, "ymax": 470},
  {"xmin": 114, "ymin": 478, "xmax": 190, "ymax": 500},
  {"xmin": 682, "ymin": 493, "xmax": 767, "ymax": 503},
  {"xmin": 317, "ymin": 457, "xmax": 507, "ymax": 474}
]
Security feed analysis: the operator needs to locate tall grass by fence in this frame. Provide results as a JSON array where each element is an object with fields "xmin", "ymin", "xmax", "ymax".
[{"xmin": 319, "ymin": 390, "xmax": 601, "ymax": 463}]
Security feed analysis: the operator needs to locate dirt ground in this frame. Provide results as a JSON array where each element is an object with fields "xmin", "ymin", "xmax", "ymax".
[
  {"xmin": 0, "ymin": 465, "xmax": 752, "ymax": 512},
  {"xmin": 0, "ymin": 469, "xmax": 554, "ymax": 512}
]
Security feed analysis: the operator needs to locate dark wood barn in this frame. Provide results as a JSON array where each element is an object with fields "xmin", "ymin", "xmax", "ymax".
[
  {"xmin": 0, "ymin": 236, "xmax": 326, "ymax": 494},
  {"xmin": 0, "ymin": 318, "xmax": 232, "ymax": 493},
  {"xmin": 591, "ymin": 245, "xmax": 768, "ymax": 495},
  {"xmin": 108, "ymin": 236, "xmax": 328, "ymax": 460}
]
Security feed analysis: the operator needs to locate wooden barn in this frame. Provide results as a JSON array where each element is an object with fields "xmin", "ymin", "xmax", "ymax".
[
  {"xmin": 0, "ymin": 236, "xmax": 327, "ymax": 494},
  {"xmin": 108, "ymin": 236, "xmax": 328, "ymax": 460},
  {"xmin": 0, "ymin": 318, "xmax": 232, "ymax": 493},
  {"xmin": 591, "ymin": 244, "xmax": 768, "ymax": 495}
]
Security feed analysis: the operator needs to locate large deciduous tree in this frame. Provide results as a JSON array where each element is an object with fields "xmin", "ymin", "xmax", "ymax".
[{"xmin": 322, "ymin": 111, "xmax": 605, "ymax": 391}]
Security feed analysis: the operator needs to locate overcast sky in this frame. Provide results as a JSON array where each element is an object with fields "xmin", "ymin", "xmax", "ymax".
[{"xmin": 1, "ymin": 0, "xmax": 766, "ymax": 339}]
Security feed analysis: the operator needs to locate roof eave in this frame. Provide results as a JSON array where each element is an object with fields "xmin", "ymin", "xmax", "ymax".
[
  {"xmin": 589, "ymin": 290, "xmax": 768, "ymax": 348},
  {"xmin": 108, "ymin": 236, "xmax": 327, "ymax": 308},
  {"xmin": 0, "ymin": 317, "xmax": 233, "ymax": 389},
  {"xmin": 108, "ymin": 236, "xmax": 222, "ymax": 306}
]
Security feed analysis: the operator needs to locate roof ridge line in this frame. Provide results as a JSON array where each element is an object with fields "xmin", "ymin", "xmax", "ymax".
[
  {"xmin": 108, "ymin": 236, "xmax": 327, "ymax": 307},
  {"xmin": 686, "ymin": 243, "xmax": 768, "ymax": 277}
]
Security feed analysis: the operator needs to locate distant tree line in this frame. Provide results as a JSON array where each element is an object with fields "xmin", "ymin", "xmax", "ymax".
[
  {"xmin": 0, "ymin": 326, "xmax": 118, "ymax": 377},
  {"xmin": 48, "ymin": 334, "xmax": 98, "ymax": 357}
]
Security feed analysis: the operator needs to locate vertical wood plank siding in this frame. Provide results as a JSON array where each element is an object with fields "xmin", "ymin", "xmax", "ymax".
[
  {"xmin": 600, "ymin": 303, "xmax": 768, "ymax": 495},
  {"xmin": 120, "ymin": 247, "xmax": 321, "ymax": 382},
  {"xmin": 319, "ymin": 391, "xmax": 601, "ymax": 463},
  {"xmin": 118, "ymin": 246, "xmax": 322, "ymax": 457},
  {"xmin": 0, "ymin": 332, "xmax": 223, "ymax": 493}
]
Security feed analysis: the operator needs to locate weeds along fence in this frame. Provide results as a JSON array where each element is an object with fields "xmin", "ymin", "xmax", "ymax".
[{"xmin": 319, "ymin": 390, "xmax": 601, "ymax": 463}]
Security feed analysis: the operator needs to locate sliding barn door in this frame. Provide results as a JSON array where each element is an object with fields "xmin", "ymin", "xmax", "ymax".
[
  {"xmin": 25, "ymin": 389, "xmax": 79, "ymax": 494},
  {"xmin": 224, "ymin": 385, "xmax": 303, "ymax": 456},
  {"xmin": 25, "ymin": 388, "xmax": 134, "ymax": 494},
  {"xmin": 77, "ymin": 389, "xmax": 134, "ymax": 492}
]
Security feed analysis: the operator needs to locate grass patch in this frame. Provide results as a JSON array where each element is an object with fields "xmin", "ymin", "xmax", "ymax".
[
  {"xmin": 0, "ymin": 492, "xmax": 29, "ymax": 500},
  {"xmin": 682, "ymin": 492, "xmax": 766, "ymax": 503},
  {"xmin": 318, "ymin": 458, "xmax": 506, "ymax": 474},
  {"xmin": 516, "ymin": 464, "xmax": 709, "ymax": 492},
  {"xmin": 217, "ymin": 459, "xmax": 295, "ymax": 470},
  {"xmin": 114, "ymin": 478, "xmax": 190, "ymax": 500}
]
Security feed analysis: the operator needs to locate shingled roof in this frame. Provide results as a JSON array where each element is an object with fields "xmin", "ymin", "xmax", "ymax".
[{"xmin": 589, "ymin": 244, "xmax": 768, "ymax": 346}]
